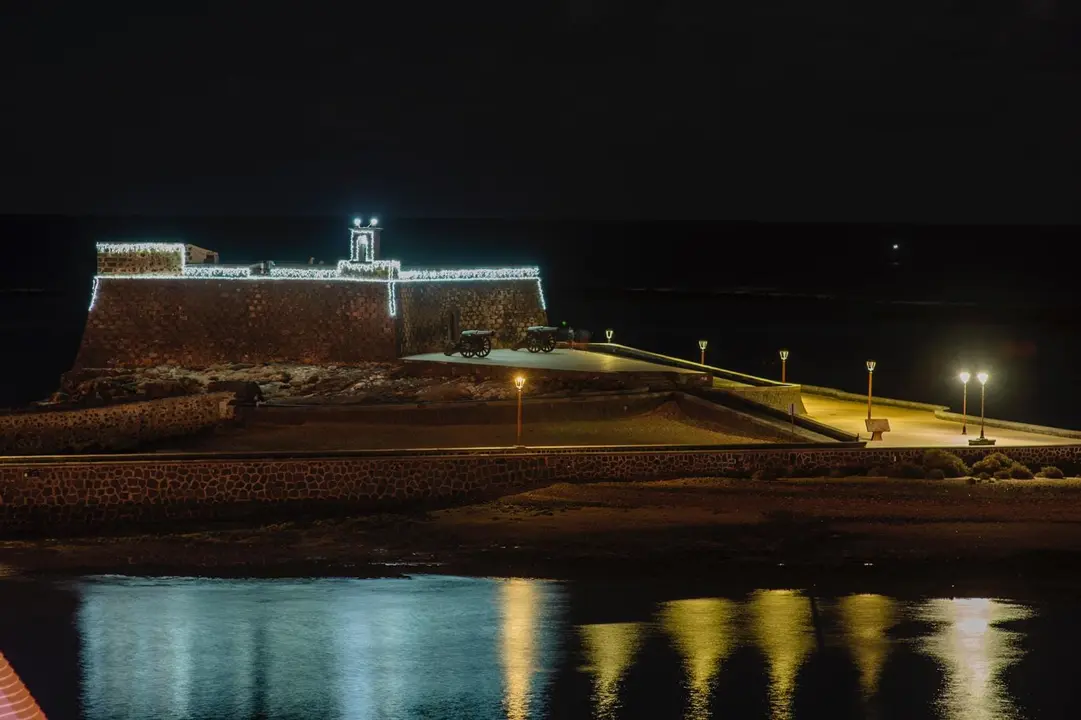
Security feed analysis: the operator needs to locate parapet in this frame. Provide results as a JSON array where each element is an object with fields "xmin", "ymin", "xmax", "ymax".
[{"xmin": 97, "ymin": 242, "xmax": 220, "ymax": 275}]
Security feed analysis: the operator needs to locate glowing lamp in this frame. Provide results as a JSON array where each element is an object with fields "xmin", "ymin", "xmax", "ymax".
[
  {"xmin": 960, "ymin": 371, "xmax": 971, "ymax": 384},
  {"xmin": 866, "ymin": 360, "xmax": 876, "ymax": 373},
  {"xmin": 514, "ymin": 376, "xmax": 525, "ymax": 391},
  {"xmin": 779, "ymin": 349, "xmax": 789, "ymax": 361},
  {"xmin": 370, "ymin": 217, "xmax": 379, "ymax": 227},
  {"xmin": 698, "ymin": 340, "xmax": 708, "ymax": 351},
  {"xmin": 353, "ymin": 217, "xmax": 363, "ymax": 227},
  {"xmin": 977, "ymin": 372, "xmax": 988, "ymax": 385},
  {"xmin": 605, "ymin": 328, "xmax": 613, "ymax": 342}
]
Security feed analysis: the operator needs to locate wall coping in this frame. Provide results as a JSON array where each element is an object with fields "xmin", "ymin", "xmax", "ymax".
[
  {"xmin": 933, "ymin": 409, "xmax": 1081, "ymax": 440},
  {"xmin": 801, "ymin": 385, "xmax": 949, "ymax": 412},
  {"xmin": 581, "ymin": 343, "xmax": 793, "ymax": 388}
]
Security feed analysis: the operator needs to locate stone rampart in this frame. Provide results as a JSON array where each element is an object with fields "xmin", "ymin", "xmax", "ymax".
[
  {"xmin": 0, "ymin": 393, "xmax": 234, "ymax": 455},
  {"xmin": 4, "ymin": 443, "xmax": 1081, "ymax": 535},
  {"xmin": 77, "ymin": 279, "xmax": 398, "ymax": 367},
  {"xmin": 397, "ymin": 281, "xmax": 546, "ymax": 354}
]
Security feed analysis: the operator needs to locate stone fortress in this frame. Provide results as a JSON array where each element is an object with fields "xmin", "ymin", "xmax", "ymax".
[{"xmin": 76, "ymin": 219, "xmax": 548, "ymax": 367}]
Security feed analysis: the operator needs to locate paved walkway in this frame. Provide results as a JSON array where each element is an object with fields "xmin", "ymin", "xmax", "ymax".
[
  {"xmin": 803, "ymin": 394, "xmax": 1075, "ymax": 447},
  {"xmin": 403, "ymin": 349, "xmax": 704, "ymax": 375}
]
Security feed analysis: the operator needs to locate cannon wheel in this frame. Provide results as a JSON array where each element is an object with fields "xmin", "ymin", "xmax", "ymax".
[
  {"xmin": 542, "ymin": 335, "xmax": 556, "ymax": 352},
  {"xmin": 462, "ymin": 348, "xmax": 475, "ymax": 358},
  {"xmin": 527, "ymin": 335, "xmax": 541, "ymax": 353},
  {"xmin": 477, "ymin": 336, "xmax": 492, "ymax": 358}
]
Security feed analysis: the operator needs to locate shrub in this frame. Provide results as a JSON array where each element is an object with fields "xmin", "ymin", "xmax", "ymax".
[
  {"xmin": 1008, "ymin": 462, "xmax": 1034, "ymax": 479},
  {"xmin": 993, "ymin": 469, "xmax": 1012, "ymax": 480},
  {"xmin": 867, "ymin": 466, "xmax": 887, "ymax": 477},
  {"xmin": 1038, "ymin": 466, "xmax": 1065, "ymax": 479},
  {"xmin": 977, "ymin": 471, "xmax": 992, "ymax": 481},
  {"xmin": 752, "ymin": 467, "xmax": 784, "ymax": 482},
  {"xmin": 966, "ymin": 476, "xmax": 978, "ymax": 485},
  {"xmin": 926, "ymin": 468, "xmax": 946, "ymax": 480},
  {"xmin": 972, "ymin": 452, "xmax": 1015, "ymax": 475},
  {"xmin": 922, "ymin": 450, "xmax": 970, "ymax": 478},
  {"xmin": 887, "ymin": 462, "xmax": 926, "ymax": 479}
]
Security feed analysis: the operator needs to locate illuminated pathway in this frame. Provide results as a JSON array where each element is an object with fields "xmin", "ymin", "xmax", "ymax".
[
  {"xmin": 403, "ymin": 349, "xmax": 705, "ymax": 375},
  {"xmin": 803, "ymin": 394, "xmax": 1075, "ymax": 447}
]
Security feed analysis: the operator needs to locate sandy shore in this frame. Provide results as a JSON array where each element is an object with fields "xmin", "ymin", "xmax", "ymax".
[{"xmin": 5, "ymin": 476, "xmax": 1081, "ymax": 590}]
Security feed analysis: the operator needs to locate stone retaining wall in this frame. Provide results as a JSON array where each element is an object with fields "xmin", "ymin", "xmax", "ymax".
[
  {"xmin": 3, "ymin": 443, "xmax": 1081, "ymax": 535},
  {"xmin": 0, "ymin": 393, "xmax": 235, "ymax": 455}
]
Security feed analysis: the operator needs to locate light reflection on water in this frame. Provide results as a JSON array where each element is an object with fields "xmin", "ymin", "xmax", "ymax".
[{"xmin": 0, "ymin": 575, "xmax": 1041, "ymax": 719}]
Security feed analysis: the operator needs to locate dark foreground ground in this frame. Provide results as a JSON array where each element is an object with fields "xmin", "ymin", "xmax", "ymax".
[{"xmin": 4, "ymin": 476, "xmax": 1081, "ymax": 595}]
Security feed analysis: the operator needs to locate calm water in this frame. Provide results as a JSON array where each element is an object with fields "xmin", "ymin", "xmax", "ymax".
[{"xmin": 1, "ymin": 574, "xmax": 1078, "ymax": 719}]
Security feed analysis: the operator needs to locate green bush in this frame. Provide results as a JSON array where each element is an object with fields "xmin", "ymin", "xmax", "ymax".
[
  {"xmin": 926, "ymin": 468, "xmax": 946, "ymax": 480},
  {"xmin": 1038, "ymin": 466, "xmax": 1065, "ymax": 479},
  {"xmin": 922, "ymin": 450, "xmax": 970, "ymax": 478},
  {"xmin": 993, "ymin": 469, "xmax": 1012, "ymax": 480},
  {"xmin": 752, "ymin": 467, "xmax": 784, "ymax": 482},
  {"xmin": 972, "ymin": 452, "xmax": 1015, "ymax": 475},
  {"xmin": 1008, "ymin": 462, "xmax": 1034, "ymax": 479},
  {"xmin": 887, "ymin": 462, "xmax": 926, "ymax": 479}
]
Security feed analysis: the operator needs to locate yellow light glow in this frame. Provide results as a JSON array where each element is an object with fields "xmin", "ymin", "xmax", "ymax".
[
  {"xmin": 661, "ymin": 598, "xmax": 738, "ymax": 720},
  {"xmin": 917, "ymin": 597, "xmax": 1031, "ymax": 720},
  {"xmin": 698, "ymin": 340, "xmax": 708, "ymax": 350},
  {"xmin": 779, "ymin": 349, "xmax": 789, "ymax": 361},
  {"xmin": 751, "ymin": 590, "xmax": 814, "ymax": 720},
  {"xmin": 514, "ymin": 376, "xmax": 525, "ymax": 390},
  {"xmin": 578, "ymin": 622, "xmax": 643, "ymax": 719},
  {"xmin": 960, "ymin": 371, "xmax": 971, "ymax": 384},
  {"xmin": 500, "ymin": 579, "xmax": 539, "ymax": 720},
  {"xmin": 839, "ymin": 594, "xmax": 896, "ymax": 700},
  {"xmin": 977, "ymin": 372, "xmax": 989, "ymax": 385},
  {"xmin": 866, "ymin": 360, "xmax": 876, "ymax": 372}
]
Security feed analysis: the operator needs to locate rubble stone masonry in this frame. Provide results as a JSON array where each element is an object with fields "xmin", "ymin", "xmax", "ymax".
[{"xmin": 2, "ymin": 443, "xmax": 1081, "ymax": 535}]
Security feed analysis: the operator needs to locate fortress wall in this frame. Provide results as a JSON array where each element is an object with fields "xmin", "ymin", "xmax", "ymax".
[
  {"xmin": 75, "ymin": 279, "xmax": 397, "ymax": 368},
  {"xmin": 397, "ymin": 280, "xmax": 547, "ymax": 355}
]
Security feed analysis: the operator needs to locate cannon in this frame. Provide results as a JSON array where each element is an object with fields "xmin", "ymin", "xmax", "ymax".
[
  {"xmin": 513, "ymin": 325, "xmax": 559, "ymax": 353},
  {"xmin": 444, "ymin": 329, "xmax": 494, "ymax": 358}
]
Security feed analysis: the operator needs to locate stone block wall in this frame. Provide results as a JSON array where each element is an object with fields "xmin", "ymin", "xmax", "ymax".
[
  {"xmin": 397, "ymin": 280, "xmax": 547, "ymax": 354},
  {"xmin": 76, "ymin": 279, "xmax": 398, "ymax": 367},
  {"xmin": 4, "ymin": 443, "xmax": 1081, "ymax": 535},
  {"xmin": 0, "ymin": 393, "xmax": 234, "ymax": 455},
  {"xmin": 97, "ymin": 247, "xmax": 184, "ymax": 275}
]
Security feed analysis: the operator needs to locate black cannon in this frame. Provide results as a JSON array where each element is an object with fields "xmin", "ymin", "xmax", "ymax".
[
  {"xmin": 513, "ymin": 325, "xmax": 559, "ymax": 353},
  {"xmin": 444, "ymin": 329, "xmax": 494, "ymax": 358}
]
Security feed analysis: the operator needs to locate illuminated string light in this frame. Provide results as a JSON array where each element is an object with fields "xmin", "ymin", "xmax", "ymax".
[
  {"xmin": 89, "ymin": 239, "xmax": 545, "ymax": 319},
  {"xmin": 398, "ymin": 267, "xmax": 540, "ymax": 281}
]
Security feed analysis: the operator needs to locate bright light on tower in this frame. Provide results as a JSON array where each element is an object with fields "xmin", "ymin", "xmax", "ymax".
[
  {"xmin": 353, "ymin": 217, "xmax": 363, "ymax": 227},
  {"xmin": 369, "ymin": 217, "xmax": 379, "ymax": 227}
]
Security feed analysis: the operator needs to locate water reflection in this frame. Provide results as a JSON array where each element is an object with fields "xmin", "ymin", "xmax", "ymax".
[
  {"xmin": 750, "ymin": 589, "xmax": 814, "ymax": 720},
  {"xmin": 839, "ymin": 593, "xmax": 897, "ymax": 699},
  {"xmin": 578, "ymin": 623, "xmax": 643, "ymax": 719},
  {"xmin": 660, "ymin": 598, "xmax": 738, "ymax": 720},
  {"xmin": 0, "ymin": 575, "xmax": 1043, "ymax": 719},
  {"xmin": 917, "ymin": 598, "xmax": 1031, "ymax": 720}
]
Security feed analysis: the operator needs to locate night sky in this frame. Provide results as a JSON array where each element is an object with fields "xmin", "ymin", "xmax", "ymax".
[
  {"xmin": 2, "ymin": 4, "xmax": 1080, "ymax": 421},
  {"xmin": 3, "ymin": 2, "xmax": 1080, "ymax": 221}
]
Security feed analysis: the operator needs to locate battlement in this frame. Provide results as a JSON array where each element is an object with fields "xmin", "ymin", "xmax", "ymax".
[{"xmin": 79, "ymin": 220, "xmax": 549, "ymax": 367}]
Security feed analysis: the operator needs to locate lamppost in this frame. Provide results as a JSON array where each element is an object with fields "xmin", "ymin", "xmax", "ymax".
[
  {"xmin": 866, "ymin": 360, "xmax": 876, "ymax": 421},
  {"xmin": 959, "ymin": 371, "xmax": 971, "ymax": 435},
  {"xmin": 780, "ymin": 349, "xmax": 790, "ymax": 383},
  {"xmin": 977, "ymin": 372, "xmax": 988, "ymax": 440},
  {"xmin": 605, "ymin": 329, "xmax": 614, "ymax": 343},
  {"xmin": 698, "ymin": 340, "xmax": 708, "ymax": 365},
  {"xmin": 514, "ymin": 375, "xmax": 526, "ymax": 446}
]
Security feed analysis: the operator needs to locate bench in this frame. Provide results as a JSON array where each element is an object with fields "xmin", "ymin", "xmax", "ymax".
[{"xmin": 865, "ymin": 418, "xmax": 891, "ymax": 441}]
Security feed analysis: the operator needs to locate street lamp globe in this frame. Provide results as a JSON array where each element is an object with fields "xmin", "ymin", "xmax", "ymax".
[
  {"xmin": 779, "ymin": 349, "xmax": 789, "ymax": 361},
  {"xmin": 977, "ymin": 372, "xmax": 989, "ymax": 385},
  {"xmin": 514, "ymin": 375, "xmax": 525, "ymax": 391},
  {"xmin": 960, "ymin": 371, "xmax": 971, "ymax": 384},
  {"xmin": 605, "ymin": 329, "xmax": 613, "ymax": 342},
  {"xmin": 866, "ymin": 360, "xmax": 876, "ymax": 373},
  {"xmin": 698, "ymin": 340, "xmax": 708, "ymax": 351}
]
